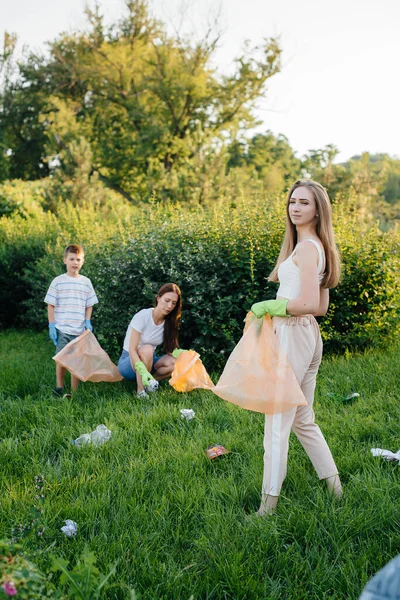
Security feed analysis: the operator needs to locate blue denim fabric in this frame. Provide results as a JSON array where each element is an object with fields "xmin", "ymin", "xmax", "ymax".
[{"xmin": 117, "ymin": 349, "xmax": 162, "ymax": 381}]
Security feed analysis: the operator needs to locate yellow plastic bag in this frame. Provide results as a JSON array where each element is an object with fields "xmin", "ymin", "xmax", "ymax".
[
  {"xmin": 212, "ymin": 313, "xmax": 307, "ymax": 414},
  {"xmin": 169, "ymin": 350, "xmax": 214, "ymax": 392},
  {"xmin": 53, "ymin": 330, "xmax": 123, "ymax": 383}
]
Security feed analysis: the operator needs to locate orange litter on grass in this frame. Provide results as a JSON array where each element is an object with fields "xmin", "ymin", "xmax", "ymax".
[{"xmin": 205, "ymin": 444, "xmax": 230, "ymax": 459}]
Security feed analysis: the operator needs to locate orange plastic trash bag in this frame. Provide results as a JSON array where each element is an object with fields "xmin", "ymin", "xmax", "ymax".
[
  {"xmin": 169, "ymin": 350, "xmax": 214, "ymax": 392},
  {"xmin": 53, "ymin": 330, "xmax": 123, "ymax": 383},
  {"xmin": 212, "ymin": 313, "xmax": 307, "ymax": 414}
]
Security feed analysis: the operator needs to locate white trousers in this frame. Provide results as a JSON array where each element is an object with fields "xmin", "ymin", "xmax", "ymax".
[{"xmin": 262, "ymin": 315, "xmax": 339, "ymax": 497}]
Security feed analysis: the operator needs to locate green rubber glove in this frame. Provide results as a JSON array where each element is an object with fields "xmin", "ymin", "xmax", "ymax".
[
  {"xmin": 172, "ymin": 348, "xmax": 187, "ymax": 358},
  {"xmin": 134, "ymin": 361, "xmax": 155, "ymax": 387},
  {"xmin": 251, "ymin": 299, "xmax": 289, "ymax": 319}
]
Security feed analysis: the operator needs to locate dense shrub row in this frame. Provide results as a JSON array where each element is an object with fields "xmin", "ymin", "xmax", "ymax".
[
  {"xmin": 0, "ymin": 212, "xmax": 57, "ymax": 329},
  {"xmin": 325, "ymin": 213, "xmax": 400, "ymax": 349},
  {"xmin": 88, "ymin": 202, "xmax": 285, "ymax": 367},
  {"xmin": 0, "ymin": 202, "xmax": 137, "ymax": 329},
  {"xmin": 1, "ymin": 196, "xmax": 399, "ymax": 368}
]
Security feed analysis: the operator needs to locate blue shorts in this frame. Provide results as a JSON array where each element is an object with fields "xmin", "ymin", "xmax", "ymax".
[{"xmin": 117, "ymin": 349, "xmax": 163, "ymax": 381}]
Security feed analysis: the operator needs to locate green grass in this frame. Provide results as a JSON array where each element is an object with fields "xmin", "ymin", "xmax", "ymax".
[{"xmin": 1, "ymin": 330, "xmax": 400, "ymax": 599}]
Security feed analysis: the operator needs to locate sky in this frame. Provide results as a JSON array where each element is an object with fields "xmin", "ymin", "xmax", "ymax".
[{"xmin": 2, "ymin": 0, "xmax": 399, "ymax": 163}]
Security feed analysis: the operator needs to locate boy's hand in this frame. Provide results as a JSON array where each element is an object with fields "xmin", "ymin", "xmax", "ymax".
[
  {"xmin": 172, "ymin": 348, "xmax": 187, "ymax": 358},
  {"xmin": 134, "ymin": 361, "xmax": 155, "ymax": 387},
  {"xmin": 85, "ymin": 319, "xmax": 93, "ymax": 332},
  {"xmin": 49, "ymin": 322, "xmax": 58, "ymax": 346},
  {"xmin": 251, "ymin": 299, "xmax": 289, "ymax": 319}
]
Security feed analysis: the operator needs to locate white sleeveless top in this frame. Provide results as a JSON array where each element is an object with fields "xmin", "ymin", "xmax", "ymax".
[{"xmin": 276, "ymin": 239, "xmax": 325, "ymax": 300}]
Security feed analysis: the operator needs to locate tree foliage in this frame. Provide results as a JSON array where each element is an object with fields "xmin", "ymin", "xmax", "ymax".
[
  {"xmin": 303, "ymin": 146, "xmax": 400, "ymax": 229},
  {"xmin": 0, "ymin": 34, "xmax": 50, "ymax": 181},
  {"xmin": 227, "ymin": 131, "xmax": 301, "ymax": 195},
  {"xmin": 0, "ymin": 1, "xmax": 282, "ymax": 204},
  {"xmin": 1, "ymin": 1, "xmax": 399, "ymax": 223}
]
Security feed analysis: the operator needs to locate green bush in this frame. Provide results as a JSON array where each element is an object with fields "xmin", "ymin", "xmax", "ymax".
[
  {"xmin": 85, "ymin": 200, "xmax": 285, "ymax": 367},
  {"xmin": 90, "ymin": 200, "xmax": 400, "ymax": 366},
  {"xmin": 0, "ymin": 179, "xmax": 46, "ymax": 219},
  {"xmin": 0, "ymin": 540, "xmax": 134, "ymax": 599},
  {"xmin": 1, "ymin": 193, "xmax": 399, "ymax": 366},
  {"xmin": 0, "ymin": 211, "xmax": 59, "ymax": 328},
  {"xmin": 0, "ymin": 540, "xmax": 48, "ymax": 599},
  {"xmin": 322, "ymin": 214, "xmax": 400, "ymax": 350},
  {"xmin": 0, "ymin": 200, "xmax": 137, "ymax": 329}
]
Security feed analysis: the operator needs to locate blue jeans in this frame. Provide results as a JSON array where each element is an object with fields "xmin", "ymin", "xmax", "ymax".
[{"xmin": 117, "ymin": 349, "xmax": 163, "ymax": 381}]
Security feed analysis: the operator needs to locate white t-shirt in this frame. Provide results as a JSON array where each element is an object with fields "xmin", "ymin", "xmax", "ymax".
[
  {"xmin": 122, "ymin": 308, "xmax": 165, "ymax": 352},
  {"xmin": 44, "ymin": 273, "xmax": 98, "ymax": 335}
]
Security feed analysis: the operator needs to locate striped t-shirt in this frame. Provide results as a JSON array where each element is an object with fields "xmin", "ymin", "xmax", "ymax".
[{"xmin": 44, "ymin": 273, "xmax": 98, "ymax": 335}]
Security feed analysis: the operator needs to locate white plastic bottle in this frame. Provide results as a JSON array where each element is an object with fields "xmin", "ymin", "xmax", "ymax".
[
  {"xmin": 72, "ymin": 433, "xmax": 91, "ymax": 446},
  {"xmin": 90, "ymin": 425, "xmax": 112, "ymax": 446}
]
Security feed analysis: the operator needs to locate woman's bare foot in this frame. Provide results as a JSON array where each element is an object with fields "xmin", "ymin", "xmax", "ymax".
[{"xmin": 256, "ymin": 494, "xmax": 278, "ymax": 516}]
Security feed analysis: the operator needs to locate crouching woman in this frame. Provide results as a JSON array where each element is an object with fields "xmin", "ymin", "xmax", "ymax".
[{"xmin": 118, "ymin": 283, "xmax": 183, "ymax": 398}]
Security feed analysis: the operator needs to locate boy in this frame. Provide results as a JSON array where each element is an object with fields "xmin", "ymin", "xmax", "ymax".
[{"xmin": 44, "ymin": 244, "xmax": 98, "ymax": 396}]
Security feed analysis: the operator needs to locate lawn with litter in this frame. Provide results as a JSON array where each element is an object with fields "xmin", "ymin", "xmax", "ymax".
[{"xmin": 1, "ymin": 331, "xmax": 399, "ymax": 599}]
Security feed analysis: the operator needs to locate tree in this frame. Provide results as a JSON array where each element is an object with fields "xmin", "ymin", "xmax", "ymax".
[
  {"xmin": 0, "ymin": 33, "xmax": 51, "ymax": 181},
  {"xmin": 302, "ymin": 147, "xmax": 400, "ymax": 228},
  {"xmin": 0, "ymin": 1, "xmax": 282, "ymax": 204},
  {"xmin": 227, "ymin": 131, "xmax": 301, "ymax": 194}
]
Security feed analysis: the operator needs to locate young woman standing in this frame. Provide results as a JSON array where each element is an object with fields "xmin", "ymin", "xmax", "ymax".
[{"xmin": 251, "ymin": 180, "xmax": 343, "ymax": 515}]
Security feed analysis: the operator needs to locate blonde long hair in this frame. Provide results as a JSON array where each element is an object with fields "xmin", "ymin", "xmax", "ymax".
[{"xmin": 269, "ymin": 180, "xmax": 341, "ymax": 288}]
